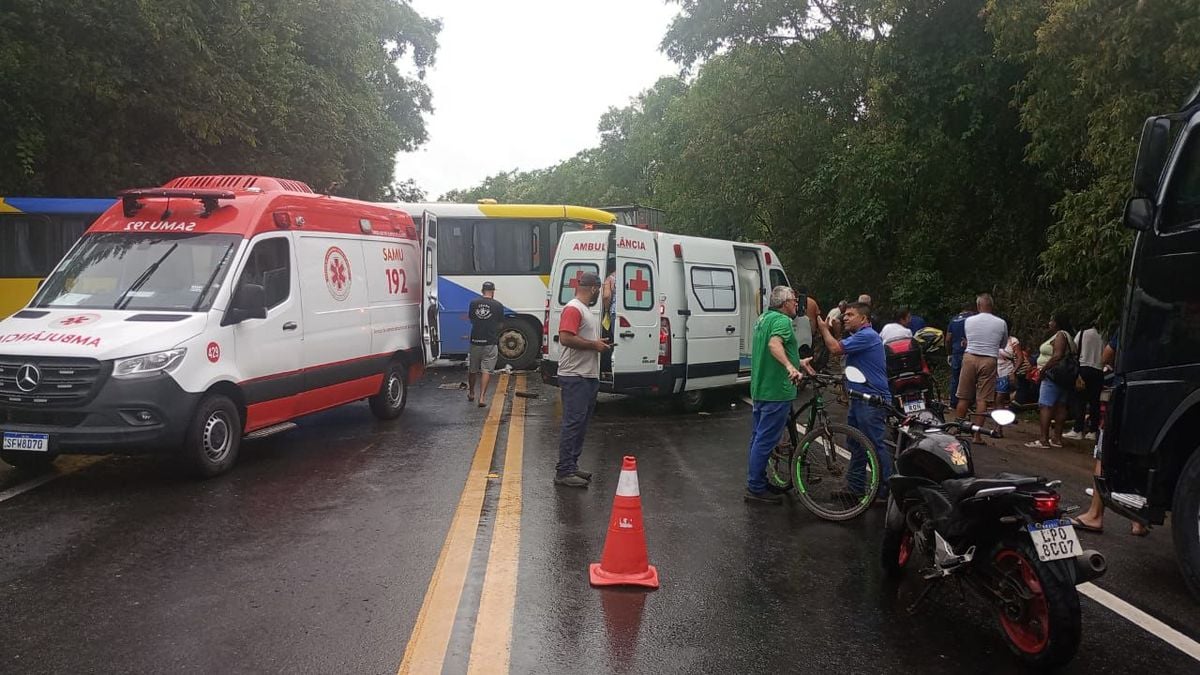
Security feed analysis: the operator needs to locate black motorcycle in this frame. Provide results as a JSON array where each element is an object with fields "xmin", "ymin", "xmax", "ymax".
[{"xmin": 843, "ymin": 366, "xmax": 1106, "ymax": 669}]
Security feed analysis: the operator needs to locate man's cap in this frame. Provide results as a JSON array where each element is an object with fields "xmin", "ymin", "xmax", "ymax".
[
  {"xmin": 482, "ymin": 281, "xmax": 495, "ymax": 291},
  {"xmin": 577, "ymin": 272, "xmax": 601, "ymax": 287}
]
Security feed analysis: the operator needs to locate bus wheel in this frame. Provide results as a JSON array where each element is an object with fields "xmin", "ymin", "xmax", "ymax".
[
  {"xmin": 0, "ymin": 451, "xmax": 56, "ymax": 473},
  {"xmin": 498, "ymin": 319, "xmax": 538, "ymax": 371},
  {"xmin": 369, "ymin": 361, "xmax": 408, "ymax": 420},
  {"xmin": 675, "ymin": 390, "xmax": 706, "ymax": 413},
  {"xmin": 1172, "ymin": 449, "xmax": 1200, "ymax": 599},
  {"xmin": 180, "ymin": 394, "xmax": 241, "ymax": 478}
]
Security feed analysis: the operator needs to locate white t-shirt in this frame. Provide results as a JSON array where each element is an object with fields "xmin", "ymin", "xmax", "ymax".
[
  {"xmin": 1076, "ymin": 328, "xmax": 1104, "ymax": 370},
  {"xmin": 558, "ymin": 298, "xmax": 601, "ymax": 378},
  {"xmin": 879, "ymin": 323, "xmax": 913, "ymax": 343},
  {"xmin": 964, "ymin": 312, "xmax": 1008, "ymax": 358}
]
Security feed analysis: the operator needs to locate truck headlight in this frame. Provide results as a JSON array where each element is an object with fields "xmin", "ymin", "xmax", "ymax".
[{"xmin": 112, "ymin": 348, "xmax": 187, "ymax": 379}]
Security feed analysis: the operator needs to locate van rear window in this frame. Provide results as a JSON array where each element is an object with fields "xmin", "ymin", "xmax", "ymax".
[{"xmin": 558, "ymin": 263, "xmax": 599, "ymax": 305}]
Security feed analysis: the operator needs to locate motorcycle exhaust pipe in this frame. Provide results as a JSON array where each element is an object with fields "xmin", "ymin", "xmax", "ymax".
[{"xmin": 1073, "ymin": 549, "xmax": 1107, "ymax": 584}]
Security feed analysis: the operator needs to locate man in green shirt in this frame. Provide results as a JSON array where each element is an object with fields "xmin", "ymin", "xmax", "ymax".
[{"xmin": 746, "ymin": 286, "xmax": 804, "ymax": 503}]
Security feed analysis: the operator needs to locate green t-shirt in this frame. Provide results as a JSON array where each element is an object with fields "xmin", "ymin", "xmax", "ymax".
[{"xmin": 751, "ymin": 309, "xmax": 800, "ymax": 401}]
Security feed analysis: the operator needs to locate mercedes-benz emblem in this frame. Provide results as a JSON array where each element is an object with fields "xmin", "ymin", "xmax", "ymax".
[{"xmin": 16, "ymin": 364, "xmax": 41, "ymax": 393}]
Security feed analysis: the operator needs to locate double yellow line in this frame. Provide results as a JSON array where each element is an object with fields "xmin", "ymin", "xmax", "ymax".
[{"xmin": 398, "ymin": 374, "xmax": 525, "ymax": 674}]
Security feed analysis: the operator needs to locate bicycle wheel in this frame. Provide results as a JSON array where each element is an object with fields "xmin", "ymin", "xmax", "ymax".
[
  {"xmin": 792, "ymin": 422, "xmax": 880, "ymax": 521},
  {"xmin": 766, "ymin": 440, "xmax": 794, "ymax": 493}
]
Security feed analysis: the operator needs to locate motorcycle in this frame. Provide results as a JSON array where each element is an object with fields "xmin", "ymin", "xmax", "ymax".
[{"xmin": 843, "ymin": 366, "xmax": 1106, "ymax": 669}]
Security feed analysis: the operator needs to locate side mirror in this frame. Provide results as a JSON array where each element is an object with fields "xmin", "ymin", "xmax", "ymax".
[
  {"xmin": 844, "ymin": 365, "xmax": 867, "ymax": 384},
  {"xmin": 1123, "ymin": 197, "xmax": 1155, "ymax": 232},
  {"xmin": 1133, "ymin": 116, "xmax": 1172, "ymax": 197},
  {"xmin": 990, "ymin": 409, "xmax": 1016, "ymax": 426},
  {"xmin": 223, "ymin": 283, "xmax": 267, "ymax": 325}
]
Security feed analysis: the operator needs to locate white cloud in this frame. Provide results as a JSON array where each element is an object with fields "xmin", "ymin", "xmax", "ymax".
[{"xmin": 399, "ymin": 0, "xmax": 679, "ymax": 199}]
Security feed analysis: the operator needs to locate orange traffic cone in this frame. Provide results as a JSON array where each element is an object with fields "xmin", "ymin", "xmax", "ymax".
[{"xmin": 589, "ymin": 456, "xmax": 660, "ymax": 588}]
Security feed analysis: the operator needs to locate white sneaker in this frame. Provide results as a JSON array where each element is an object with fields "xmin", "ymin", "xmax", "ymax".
[
  {"xmin": 1062, "ymin": 430, "xmax": 1084, "ymax": 441},
  {"xmin": 1084, "ymin": 432, "xmax": 1097, "ymax": 441}
]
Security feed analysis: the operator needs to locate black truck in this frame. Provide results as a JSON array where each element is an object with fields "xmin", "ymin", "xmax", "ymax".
[{"xmin": 1099, "ymin": 80, "xmax": 1200, "ymax": 599}]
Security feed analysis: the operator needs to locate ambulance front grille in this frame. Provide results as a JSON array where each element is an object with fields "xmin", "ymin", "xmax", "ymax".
[{"xmin": 0, "ymin": 356, "xmax": 107, "ymax": 407}]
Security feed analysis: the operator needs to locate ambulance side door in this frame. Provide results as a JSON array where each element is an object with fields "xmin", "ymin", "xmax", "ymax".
[
  {"xmin": 682, "ymin": 243, "xmax": 741, "ymax": 390},
  {"xmin": 612, "ymin": 226, "xmax": 660, "ymax": 389},
  {"xmin": 228, "ymin": 232, "xmax": 304, "ymax": 429},
  {"xmin": 547, "ymin": 230, "xmax": 607, "ymax": 366}
]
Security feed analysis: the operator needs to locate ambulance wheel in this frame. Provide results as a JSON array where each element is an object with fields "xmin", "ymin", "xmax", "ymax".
[
  {"xmin": 369, "ymin": 362, "xmax": 408, "ymax": 420},
  {"xmin": 497, "ymin": 319, "xmax": 539, "ymax": 371},
  {"xmin": 181, "ymin": 395, "xmax": 241, "ymax": 478},
  {"xmin": 675, "ymin": 390, "xmax": 706, "ymax": 413},
  {"xmin": 0, "ymin": 451, "xmax": 56, "ymax": 472}
]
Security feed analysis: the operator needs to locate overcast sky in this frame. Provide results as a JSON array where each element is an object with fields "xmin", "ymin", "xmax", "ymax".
[{"xmin": 400, "ymin": 0, "xmax": 680, "ymax": 199}]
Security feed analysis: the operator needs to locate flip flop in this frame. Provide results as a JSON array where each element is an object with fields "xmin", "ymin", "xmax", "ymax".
[
  {"xmin": 467, "ymin": 394, "xmax": 475, "ymax": 402},
  {"xmin": 1049, "ymin": 440, "xmax": 1064, "ymax": 448},
  {"xmin": 478, "ymin": 401, "xmax": 486, "ymax": 408},
  {"xmin": 1024, "ymin": 440, "xmax": 1051, "ymax": 449},
  {"xmin": 1069, "ymin": 517, "xmax": 1104, "ymax": 534},
  {"xmin": 1131, "ymin": 527, "xmax": 1150, "ymax": 537}
]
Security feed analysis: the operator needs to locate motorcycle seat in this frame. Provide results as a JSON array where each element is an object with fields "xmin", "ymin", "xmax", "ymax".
[{"xmin": 941, "ymin": 475, "xmax": 1041, "ymax": 504}]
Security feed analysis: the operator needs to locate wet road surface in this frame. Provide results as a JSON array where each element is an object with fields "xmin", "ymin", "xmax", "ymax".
[{"xmin": 2, "ymin": 367, "xmax": 1199, "ymax": 673}]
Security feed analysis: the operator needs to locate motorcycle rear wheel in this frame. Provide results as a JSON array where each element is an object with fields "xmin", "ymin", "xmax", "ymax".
[{"xmin": 991, "ymin": 539, "xmax": 1082, "ymax": 668}]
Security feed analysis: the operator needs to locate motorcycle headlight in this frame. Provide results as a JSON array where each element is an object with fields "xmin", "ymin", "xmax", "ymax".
[{"xmin": 112, "ymin": 348, "xmax": 187, "ymax": 379}]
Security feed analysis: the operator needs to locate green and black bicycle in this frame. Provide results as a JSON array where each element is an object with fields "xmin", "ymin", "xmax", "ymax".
[{"xmin": 766, "ymin": 371, "xmax": 881, "ymax": 521}]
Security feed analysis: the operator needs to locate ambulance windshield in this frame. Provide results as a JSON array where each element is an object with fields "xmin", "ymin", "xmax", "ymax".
[{"xmin": 34, "ymin": 232, "xmax": 242, "ymax": 312}]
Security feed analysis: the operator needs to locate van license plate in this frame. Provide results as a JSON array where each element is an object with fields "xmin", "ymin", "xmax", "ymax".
[
  {"xmin": 1027, "ymin": 519, "xmax": 1081, "ymax": 562},
  {"xmin": 902, "ymin": 398, "xmax": 925, "ymax": 414},
  {"xmin": 2, "ymin": 432, "xmax": 49, "ymax": 453}
]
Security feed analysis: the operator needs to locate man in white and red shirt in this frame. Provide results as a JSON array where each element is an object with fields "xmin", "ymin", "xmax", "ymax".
[{"xmin": 555, "ymin": 271, "xmax": 611, "ymax": 487}]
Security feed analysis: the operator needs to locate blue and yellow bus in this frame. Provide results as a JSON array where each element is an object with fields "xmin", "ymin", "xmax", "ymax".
[{"xmin": 0, "ymin": 197, "xmax": 115, "ymax": 317}]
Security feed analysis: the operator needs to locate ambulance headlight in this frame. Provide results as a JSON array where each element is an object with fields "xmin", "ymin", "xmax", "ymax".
[{"xmin": 112, "ymin": 348, "xmax": 187, "ymax": 379}]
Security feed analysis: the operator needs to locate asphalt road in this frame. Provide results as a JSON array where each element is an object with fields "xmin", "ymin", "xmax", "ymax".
[{"xmin": 1, "ymin": 366, "xmax": 1198, "ymax": 673}]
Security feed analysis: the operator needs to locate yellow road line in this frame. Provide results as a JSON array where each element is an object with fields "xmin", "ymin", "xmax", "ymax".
[
  {"xmin": 397, "ymin": 374, "xmax": 510, "ymax": 674},
  {"xmin": 467, "ymin": 377, "xmax": 526, "ymax": 674}
]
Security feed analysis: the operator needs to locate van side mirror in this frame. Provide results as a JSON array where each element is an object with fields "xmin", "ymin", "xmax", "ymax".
[
  {"xmin": 1124, "ymin": 197, "xmax": 1155, "ymax": 232},
  {"xmin": 223, "ymin": 283, "xmax": 268, "ymax": 325},
  {"xmin": 1133, "ymin": 116, "xmax": 1172, "ymax": 197}
]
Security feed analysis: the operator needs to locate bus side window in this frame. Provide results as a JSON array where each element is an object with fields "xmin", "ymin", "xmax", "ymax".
[{"xmin": 1162, "ymin": 131, "xmax": 1200, "ymax": 231}]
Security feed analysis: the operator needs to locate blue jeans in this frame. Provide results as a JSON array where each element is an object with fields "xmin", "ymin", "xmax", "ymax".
[
  {"xmin": 746, "ymin": 400, "xmax": 792, "ymax": 493},
  {"xmin": 949, "ymin": 353, "xmax": 963, "ymax": 408},
  {"xmin": 557, "ymin": 376, "xmax": 600, "ymax": 477},
  {"xmin": 847, "ymin": 400, "xmax": 893, "ymax": 496}
]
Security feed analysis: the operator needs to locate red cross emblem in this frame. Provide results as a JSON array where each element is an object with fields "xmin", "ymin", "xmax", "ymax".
[
  {"xmin": 627, "ymin": 269, "xmax": 650, "ymax": 302},
  {"xmin": 567, "ymin": 269, "xmax": 586, "ymax": 289},
  {"xmin": 62, "ymin": 316, "xmax": 89, "ymax": 326}
]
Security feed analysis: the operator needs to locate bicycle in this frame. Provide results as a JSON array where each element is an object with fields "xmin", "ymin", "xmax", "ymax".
[{"xmin": 765, "ymin": 371, "xmax": 881, "ymax": 521}]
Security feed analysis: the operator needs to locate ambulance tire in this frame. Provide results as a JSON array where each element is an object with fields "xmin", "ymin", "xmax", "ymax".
[
  {"xmin": 675, "ymin": 390, "xmax": 706, "ymax": 414},
  {"xmin": 180, "ymin": 394, "xmax": 241, "ymax": 478},
  {"xmin": 497, "ymin": 319, "xmax": 539, "ymax": 371},
  {"xmin": 369, "ymin": 361, "xmax": 408, "ymax": 420},
  {"xmin": 0, "ymin": 451, "xmax": 55, "ymax": 473}
]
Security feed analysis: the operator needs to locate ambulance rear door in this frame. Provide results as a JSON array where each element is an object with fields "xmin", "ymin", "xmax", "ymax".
[
  {"xmin": 547, "ymin": 228, "xmax": 607, "ymax": 367},
  {"xmin": 421, "ymin": 211, "xmax": 440, "ymax": 364},
  {"xmin": 611, "ymin": 225, "xmax": 660, "ymax": 392}
]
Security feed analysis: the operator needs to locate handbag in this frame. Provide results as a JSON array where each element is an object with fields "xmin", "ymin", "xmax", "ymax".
[{"xmin": 1045, "ymin": 331, "xmax": 1079, "ymax": 389}]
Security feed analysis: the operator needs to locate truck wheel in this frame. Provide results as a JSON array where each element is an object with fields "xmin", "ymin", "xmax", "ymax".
[
  {"xmin": 497, "ymin": 319, "xmax": 539, "ymax": 371},
  {"xmin": 369, "ymin": 361, "xmax": 408, "ymax": 420},
  {"xmin": 0, "ymin": 451, "xmax": 56, "ymax": 473},
  {"xmin": 1172, "ymin": 449, "xmax": 1200, "ymax": 599},
  {"xmin": 675, "ymin": 390, "xmax": 706, "ymax": 413},
  {"xmin": 180, "ymin": 394, "xmax": 241, "ymax": 478}
]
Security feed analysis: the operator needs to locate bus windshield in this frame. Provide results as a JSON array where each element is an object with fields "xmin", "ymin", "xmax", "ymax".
[{"xmin": 33, "ymin": 232, "xmax": 242, "ymax": 312}]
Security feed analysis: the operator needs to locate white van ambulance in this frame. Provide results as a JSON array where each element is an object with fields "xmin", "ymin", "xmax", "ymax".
[
  {"xmin": 541, "ymin": 224, "xmax": 791, "ymax": 411},
  {"xmin": 0, "ymin": 175, "xmax": 439, "ymax": 477}
]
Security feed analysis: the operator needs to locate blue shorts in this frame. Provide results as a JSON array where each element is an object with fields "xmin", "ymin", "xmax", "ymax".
[
  {"xmin": 1039, "ymin": 378, "xmax": 1069, "ymax": 407},
  {"xmin": 996, "ymin": 375, "xmax": 1013, "ymax": 394}
]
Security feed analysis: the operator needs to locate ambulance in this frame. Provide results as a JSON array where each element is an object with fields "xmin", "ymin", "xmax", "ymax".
[
  {"xmin": 541, "ymin": 224, "xmax": 791, "ymax": 411},
  {"xmin": 0, "ymin": 175, "xmax": 439, "ymax": 477}
]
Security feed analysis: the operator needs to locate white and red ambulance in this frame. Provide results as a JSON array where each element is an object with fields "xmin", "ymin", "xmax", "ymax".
[
  {"xmin": 0, "ymin": 175, "xmax": 440, "ymax": 477},
  {"xmin": 542, "ymin": 224, "xmax": 791, "ymax": 412}
]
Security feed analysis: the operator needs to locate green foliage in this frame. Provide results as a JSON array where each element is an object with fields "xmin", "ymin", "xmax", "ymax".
[{"xmin": 0, "ymin": 0, "xmax": 439, "ymax": 199}]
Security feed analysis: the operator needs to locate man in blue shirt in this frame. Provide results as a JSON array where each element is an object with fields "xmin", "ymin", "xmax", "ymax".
[
  {"xmin": 946, "ymin": 301, "xmax": 975, "ymax": 408},
  {"xmin": 812, "ymin": 302, "xmax": 893, "ymax": 500}
]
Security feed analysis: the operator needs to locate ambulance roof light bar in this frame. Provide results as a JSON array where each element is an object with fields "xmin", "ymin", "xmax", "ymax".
[{"xmin": 119, "ymin": 188, "xmax": 237, "ymax": 218}]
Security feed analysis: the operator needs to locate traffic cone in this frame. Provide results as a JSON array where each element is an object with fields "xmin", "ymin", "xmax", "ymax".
[{"xmin": 589, "ymin": 456, "xmax": 660, "ymax": 589}]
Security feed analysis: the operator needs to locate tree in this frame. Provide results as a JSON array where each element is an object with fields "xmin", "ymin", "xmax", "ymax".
[{"xmin": 0, "ymin": 0, "xmax": 440, "ymax": 199}]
